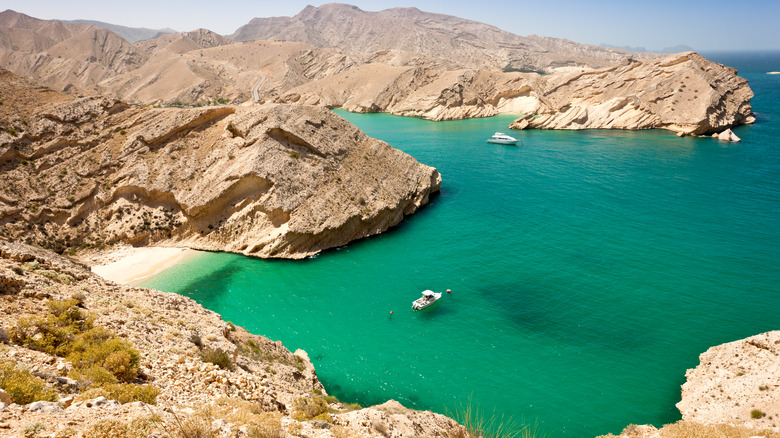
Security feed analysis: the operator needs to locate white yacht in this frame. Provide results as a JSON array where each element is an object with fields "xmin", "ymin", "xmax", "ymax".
[
  {"xmin": 486, "ymin": 132, "xmax": 519, "ymax": 145},
  {"xmin": 412, "ymin": 290, "xmax": 442, "ymax": 311}
]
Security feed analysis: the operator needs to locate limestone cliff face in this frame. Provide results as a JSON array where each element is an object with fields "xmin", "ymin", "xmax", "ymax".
[
  {"xmin": 0, "ymin": 92, "xmax": 440, "ymax": 259},
  {"xmin": 509, "ymin": 52, "xmax": 755, "ymax": 135},
  {"xmin": 281, "ymin": 51, "xmax": 754, "ymax": 135},
  {"xmin": 677, "ymin": 331, "xmax": 780, "ymax": 431}
]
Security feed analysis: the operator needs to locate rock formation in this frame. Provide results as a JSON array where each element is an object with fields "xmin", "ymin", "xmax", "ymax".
[
  {"xmin": 0, "ymin": 239, "xmax": 464, "ymax": 437},
  {"xmin": 0, "ymin": 71, "xmax": 440, "ymax": 259},
  {"xmin": 598, "ymin": 332, "xmax": 780, "ymax": 438},
  {"xmin": 0, "ymin": 9, "xmax": 755, "ymax": 136},
  {"xmin": 677, "ymin": 331, "xmax": 780, "ymax": 430},
  {"xmin": 508, "ymin": 52, "xmax": 754, "ymax": 135}
]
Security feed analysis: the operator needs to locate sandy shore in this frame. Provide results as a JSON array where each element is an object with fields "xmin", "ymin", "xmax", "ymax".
[{"xmin": 90, "ymin": 246, "xmax": 199, "ymax": 286}]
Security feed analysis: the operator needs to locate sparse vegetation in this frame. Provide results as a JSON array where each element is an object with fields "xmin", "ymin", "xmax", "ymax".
[
  {"xmin": 447, "ymin": 396, "xmax": 534, "ymax": 438},
  {"xmin": 290, "ymin": 151, "xmax": 300, "ymax": 159},
  {"xmin": 9, "ymin": 299, "xmax": 156, "ymax": 404},
  {"xmin": 82, "ymin": 417, "xmax": 158, "ymax": 438},
  {"xmin": 0, "ymin": 361, "xmax": 58, "ymax": 404},
  {"xmin": 751, "ymin": 409, "xmax": 765, "ymax": 419},
  {"xmin": 292, "ymin": 396, "xmax": 332, "ymax": 422},
  {"xmin": 200, "ymin": 347, "xmax": 234, "ymax": 370}
]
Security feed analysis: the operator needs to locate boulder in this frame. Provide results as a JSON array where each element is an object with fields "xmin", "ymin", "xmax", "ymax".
[
  {"xmin": 28, "ymin": 401, "xmax": 64, "ymax": 413},
  {"xmin": 718, "ymin": 128, "xmax": 741, "ymax": 142}
]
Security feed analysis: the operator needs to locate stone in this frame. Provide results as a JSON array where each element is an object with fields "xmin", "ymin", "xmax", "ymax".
[
  {"xmin": 718, "ymin": 128, "xmax": 741, "ymax": 142},
  {"xmin": 59, "ymin": 395, "xmax": 75, "ymax": 409},
  {"xmin": 0, "ymin": 389, "xmax": 11, "ymax": 404},
  {"xmin": 28, "ymin": 401, "xmax": 64, "ymax": 413}
]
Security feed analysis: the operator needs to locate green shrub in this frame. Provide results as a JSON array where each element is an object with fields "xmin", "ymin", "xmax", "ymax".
[
  {"xmin": 83, "ymin": 417, "xmax": 158, "ymax": 438},
  {"xmin": 201, "ymin": 348, "xmax": 233, "ymax": 370},
  {"xmin": 0, "ymin": 361, "xmax": 57, "ymax": 404},
  {"xmin": 70, "ymin": 365, "xmax": 118, "ymax": 386},
  {"xmin": 292, "ymin": 396, "xmax": 332, "ymax": 422},
  {"xmin": 67, "ymin": 327, "xmax": 140, "ymax": 382},
  {"xmin": 80, "ymin": 383, "xmax": 159, "ymax": 404},
  {"xmin": 751, "ymin": 409, "xmax": 765, "ymax": 419},
  {"xmin": 23, "ymin": 422, "xmax": 46, "ymax": 438},
  {"xmin": 11, "ymin": 299, "xmax": 93, "ymax": 355}
]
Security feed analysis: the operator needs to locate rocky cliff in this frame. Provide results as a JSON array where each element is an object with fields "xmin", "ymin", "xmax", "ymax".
[
  {"xmin": 508, "ymin": 52, "xmax": 754, "ymax": 135},
  {"xmin": 599, "ymin": 332, "xmax": 780, "ymax": 438},
  {"xmin": 0, "ymin": 71, "xmax": 440, "ymax": 259},
  {"xmin": 276, "ymin": 51, "xmax": 753, "ymax": 135},
  {"xmin": 677, "ymin": 331, "xmax": 780, "ymax": 430},
  {"xmin": 0, "ymin": 240, "xmax": 464, "ymax": 437}
]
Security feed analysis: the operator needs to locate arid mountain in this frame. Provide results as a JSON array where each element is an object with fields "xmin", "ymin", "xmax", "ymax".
[
  {"xmin": 0, "ymin": 70, "xmax": 440, "ymax": 259},
  {"xmin": 67, "ymin": 19, "xmax": 177, "ymax": 43},
  {"xmin": 0, "ymin": 8, "xmax": 754, "ymax": 135},
  {"xmin": 0, "ymin": 10, "xmax": 148, "ymax": 95},
  {"xmin": 230, "ymin": 3, "xmax": 655, "ymax": 73}
]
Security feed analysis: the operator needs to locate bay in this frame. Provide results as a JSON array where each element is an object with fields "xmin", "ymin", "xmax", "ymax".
[{"xmin": 142, "ymin": 52, "xmax": 780, "ymax": 437}]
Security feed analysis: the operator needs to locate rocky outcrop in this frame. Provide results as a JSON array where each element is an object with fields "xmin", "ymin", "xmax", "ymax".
[
  {"xmin": 0, "ymin": 240, "xmax": 464, "ymax": 437},
  {"xmin": 0, "ymin": 77, "xmax": 440, "ymax": 259},
  {"xmin": 598, "ymin": 332, "xmax": 780, "ymax": 438},
  {"xmin": 507, "ymin": 52, "xmax": 754, "ymax": 136},
  {"xmin": 677, "ymin": 331, "xmax": 780, "ymax": 431}
]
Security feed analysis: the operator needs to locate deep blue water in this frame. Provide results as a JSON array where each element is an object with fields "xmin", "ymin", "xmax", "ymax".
[{"xmin": 143, "ymin": 51, "xmax": 780, "ymax": 437}]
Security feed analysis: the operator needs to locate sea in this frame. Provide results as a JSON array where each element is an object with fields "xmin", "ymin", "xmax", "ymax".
[{"xmin": 141, "ymin": 51, "xmax": 780, "ymax": 438}]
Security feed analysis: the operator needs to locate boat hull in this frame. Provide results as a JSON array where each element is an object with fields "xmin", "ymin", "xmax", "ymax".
[{"xmin": 486, "ymin": 139, "xmax": 518, "ymax": 145}]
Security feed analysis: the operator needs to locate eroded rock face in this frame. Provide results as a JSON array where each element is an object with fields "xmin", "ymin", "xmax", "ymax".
[
  {"xmin": 508, "ymin": 52, "xmax": 754, "ymax": 136},
  {"xmin": 677, "ymin": 331, "xmax": 780, "ymax": 431},
  {"xmin": 0, "ymin": 93, "xmax": 440, "ymax": 259}
]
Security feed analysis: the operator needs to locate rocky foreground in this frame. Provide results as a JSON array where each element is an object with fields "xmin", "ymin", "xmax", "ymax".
[
  {"xmin": 0, "ymin": 240, "xmax": 463, "ymax": 437},
  {"xmin": 0, "ymin": 70, "xmax": 440, "ymax": 259}
]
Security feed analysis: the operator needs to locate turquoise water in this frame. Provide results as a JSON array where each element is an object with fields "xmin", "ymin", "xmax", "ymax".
[{"xmin": 142, "ymin": 52, "xmax": 780, "ymax": 437}]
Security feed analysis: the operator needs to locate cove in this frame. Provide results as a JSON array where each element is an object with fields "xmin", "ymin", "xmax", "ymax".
[{"xmin": 142, "ymin": 52, "xmax": 780, "ymax": 437}]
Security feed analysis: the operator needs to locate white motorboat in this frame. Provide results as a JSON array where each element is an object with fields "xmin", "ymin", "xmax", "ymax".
[
  {"xmin": 412, "ymin": 290, "xmax": 442, "ymax": 311},
  {"xmin": 486, "ymin": 132, "xmax": 519, "ymax": 145}
]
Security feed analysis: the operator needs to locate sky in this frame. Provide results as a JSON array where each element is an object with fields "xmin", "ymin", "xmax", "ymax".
[{"xmin": 4, "ymin": 0, "xmax": 779, "ymax": 52}]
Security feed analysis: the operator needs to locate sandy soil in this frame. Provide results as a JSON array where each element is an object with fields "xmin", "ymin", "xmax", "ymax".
[{"xmin": 90, "ymin": 246, "xmax": 199, "ymax": 285}]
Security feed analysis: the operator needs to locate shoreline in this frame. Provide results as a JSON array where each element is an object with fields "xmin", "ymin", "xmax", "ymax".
[{"xmin": 90, "ymin": 246, "xmax": 199, "ymax": 286}]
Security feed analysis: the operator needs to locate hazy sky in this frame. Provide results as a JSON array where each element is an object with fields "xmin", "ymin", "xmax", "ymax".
[{"xmin": 4, "ymin": 0, "xmax": 779, "ymax": 51}]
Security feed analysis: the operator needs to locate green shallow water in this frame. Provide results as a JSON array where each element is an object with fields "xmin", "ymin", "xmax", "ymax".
[{"xmin": 142, "ymin": 52, "xmax": 780, "ymax": 437}]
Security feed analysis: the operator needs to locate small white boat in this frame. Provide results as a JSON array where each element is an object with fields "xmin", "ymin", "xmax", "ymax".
[
  {"xmin": 486, "ymin": 132, "xmax": 519, "ymax": 145},
  {"xmin": 412, "ymin": 290, "xmax": 442, "ymax": 311}
]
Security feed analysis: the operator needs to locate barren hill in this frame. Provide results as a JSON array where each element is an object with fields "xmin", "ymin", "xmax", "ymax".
[
  {"xmin": 230, "ymin": 3, "xmax": 655, "ymax": 73},
  {"xmin": 0, "ymin": 71, "xmax": 440, "ymax": 259},
  {"xmin": 67, "ymin": 19, "xmax": 177, "ymax": 43}
]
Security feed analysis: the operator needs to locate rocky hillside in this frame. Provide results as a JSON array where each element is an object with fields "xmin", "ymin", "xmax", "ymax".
[
  {"xmin": 276, "ymin": 51, "xmax": 754, "ymax": 135},
  {"xmin": 507, "ymin": 52, "xmax": 755, "ymax": 135},
  {"xmin": 0, "ymin": 70, "xmax": 440, "ymax": 259},
  {"xmin": 677, "ymin": 331, "xmax": 780, "ymax": 430},
  {"xmin": 230, "ymin": 3, "xmax": 654, "ymax": 73},
  {"xmin": 0, "ymin": 9, "xmax": 755, "ymax": 136},
  {"xmin": 0, "ymin": 239, "xmax": 464, "ymax": 437}
]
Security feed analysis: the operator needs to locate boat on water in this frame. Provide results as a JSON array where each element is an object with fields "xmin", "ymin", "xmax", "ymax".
[
  {"xmin": 486, "ymin": 132, "xmax": 519, "ymax": 145},
  {"xmin": 412, "ymin": 290, "xmax": 442, "ymax": 311}
]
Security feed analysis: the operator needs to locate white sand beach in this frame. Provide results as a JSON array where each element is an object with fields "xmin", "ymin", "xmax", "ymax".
[{"xmin": 90, "ymin": 246, "xmax": 198, "ymax": 286}]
